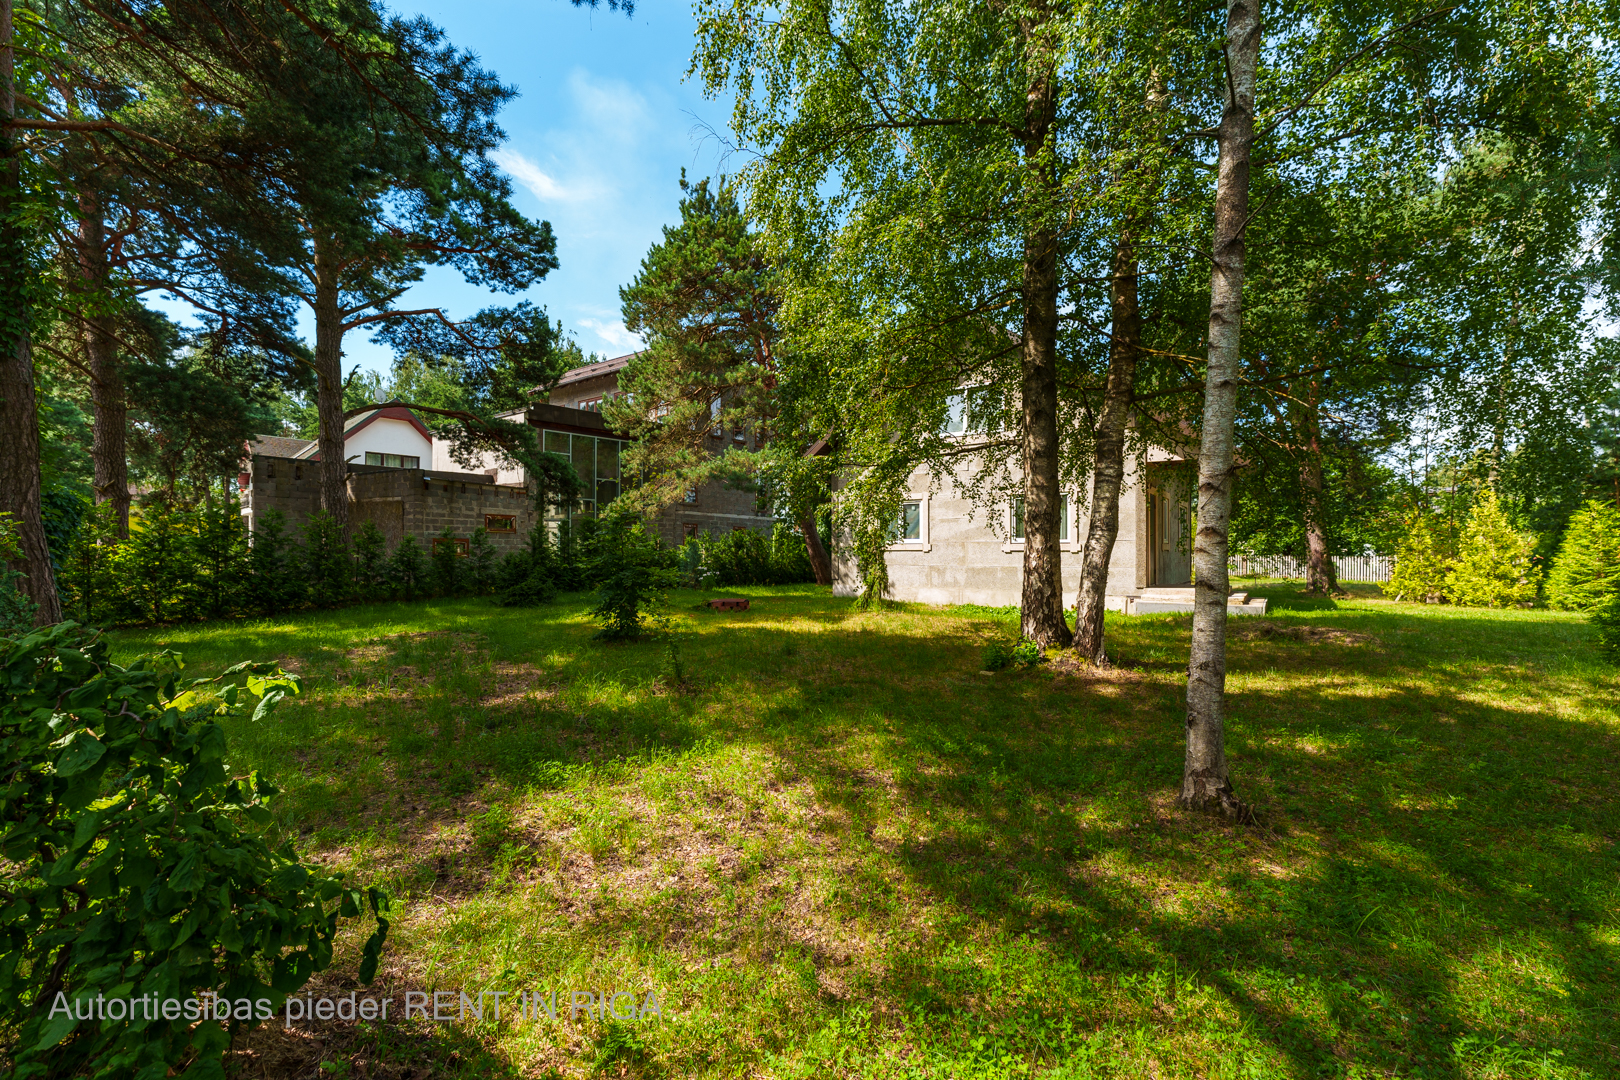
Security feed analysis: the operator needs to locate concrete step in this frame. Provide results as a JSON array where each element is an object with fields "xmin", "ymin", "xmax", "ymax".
[
  {"xmin": 1138, "ymin": 588, "xmax": 1249, "ymax": 603},
  {"xmin": 1128, "ymin": 594, "xmax": 1268, "ymax": 616}
]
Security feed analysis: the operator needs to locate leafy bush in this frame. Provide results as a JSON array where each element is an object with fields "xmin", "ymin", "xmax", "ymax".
[
  {"xmin": 468, "ymin": 528, "xmax": 499, "ymax": 595},
  {"xmin": 0, "ymin": 623, "xmax": 389, "ymax": 1079},
  {"xmin": 192, "ymin": 499, "xmax": 250, "ymax": 619},
  {"xmin": 0, "ymin": 512, "xmax": 35, "ymax": 638},
  {"xmin": 1012, "ymin": 640, "xmax": 1042, "ymax": 665},
  {"xmin": 1388, "ymin": 509, "xmax": 1452, "ymax": 603},
  {"xmin": 589, "ymin": 513, "xmax": 679, "ymax": 641},
  {"xmin": 981, "ymin": 642, "xmax": 1012, "ymax": 671},
  {"xmin": 1445, "ymin": 491, "xmax": 1542, "ymax": 608},
  {"xmin": 1546, "ymin": 499, "xmax": 1620, "ymax": 612},
  {"xmin": 431, "ymin": 527, "xmax": 464, "ymax": 597},
  {"xmin": 692, "ymin": 524, "xmax": 816, "ymax": 587}
]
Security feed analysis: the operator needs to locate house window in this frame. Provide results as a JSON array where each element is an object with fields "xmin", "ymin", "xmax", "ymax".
[
  {"xmin": 484, "ymin": 514, "xmax": 516, "ymax": 533},
  {"xmin": 682, "ymin": 523, "xmax": 699, "ymax": 539},
  {"xmin": 1012, "ymin": 495, "xmax": 1067, "ymax": 542},
  {"xmin": 364, "ymin": 452, "xmax": 420, "ymax": 469},
  {"xmin": 432, "ymin": 537, "xmax": 470, "ymax": 557},
  {"xmin": 683, "ymin": 487, "xmax": 698, "ymax": 504},
  {"xmin": 578, "ymin": 396, "xmax": 604, "ymax": 412},
  {"xmin": 540, "ymin": 428, "xmax": 629, "ymax": 521},
  {"xmin": 900, "ymin": 501, "xmax": 921, "ymax": 541}
]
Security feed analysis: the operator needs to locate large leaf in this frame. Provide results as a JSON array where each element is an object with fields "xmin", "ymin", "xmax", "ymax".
[{"xmin": 53, "ymin": 729, "xmax": 106, "ymax": 778}]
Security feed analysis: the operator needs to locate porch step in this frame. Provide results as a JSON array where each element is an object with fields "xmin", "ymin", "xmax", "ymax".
[{"xmin": 1128, "ymin": 588, "xmax": 1266, "ymax": 616}]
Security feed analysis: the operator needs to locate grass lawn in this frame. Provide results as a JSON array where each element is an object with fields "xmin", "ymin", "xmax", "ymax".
[{"xmin": 108, "ymin": 581, "xmax": 1620, "ymax": 1079}]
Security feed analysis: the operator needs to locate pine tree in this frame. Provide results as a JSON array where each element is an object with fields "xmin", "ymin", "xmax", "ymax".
[
  {"xmin": 430, "ymin": 527, "xmax": 464, "ymax": 597},
  {"xmin": 1546, "ymin": 500, "xmax": 1620, "ymax": 612},
  {"xmin": 467, "ymin": 527, "xmax": 498, "ymax": 595},
  {"xmin": 352, "ymin": 520, "xmax": 389, "ymax": 601},
  {"xmin": 388, "ymin": 534, "xmax": 429, "ymax": 601},
  {"xmin": 302, "ymin": 510, "xmax": 353, "ymax": 607},
  {"xmin": 193, "ymin": 496, "xmax": 250, "ymax": 620},
  {"xmin": 248, "ymin": 510, "xmax": 306, "ymax": 615},
  {"xmin": 1445, "ymin": 490, "xmax": 1542, "ymax": 608}
]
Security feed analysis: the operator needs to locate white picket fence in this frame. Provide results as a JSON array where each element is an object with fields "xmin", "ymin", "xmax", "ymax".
[{"xmin": 1229, "ymin": 554, "xmax": 1393, "ymax": 582}]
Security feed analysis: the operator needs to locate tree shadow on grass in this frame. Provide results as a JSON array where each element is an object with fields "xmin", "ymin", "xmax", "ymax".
[{"xmin": 715, "ymin": 604, "xmax": 1620, "ymax": 1079}]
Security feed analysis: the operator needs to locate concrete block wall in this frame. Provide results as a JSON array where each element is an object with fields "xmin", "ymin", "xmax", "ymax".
[{"xmin": 245, "ymin": 456, "xmax": 534, "ymax": 553}]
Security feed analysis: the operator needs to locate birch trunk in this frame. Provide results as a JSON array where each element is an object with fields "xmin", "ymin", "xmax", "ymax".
[
  {"xmin": 1181, "ymin": 0, "xmax": 1259, "ymax": 820},
  {"xmin": 312, "ymin": 235, "xmax": 350, "ymax": 529},
  {"xmin": 1072, "ymin": 229, "xmax": 1141, "ymax": 662},
  {"xmin": 1017, "ymin": 25, "xmax": 1071, "ymax": 648},
  {"xmin": 0, "ymin": 0, "xmax": 61, "ymax": 624},
  {"xmin": 76, "ymin": 192, "xmax": 130, "ymax": 537}
]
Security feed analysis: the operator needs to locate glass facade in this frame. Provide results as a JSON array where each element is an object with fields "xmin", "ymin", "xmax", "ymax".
[{"xmin": 542, "ymin": 429, "xmax": 627, "ymax": 519}]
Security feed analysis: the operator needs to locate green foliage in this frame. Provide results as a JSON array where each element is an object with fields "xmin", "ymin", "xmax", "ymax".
[
  {"xmin": 1546, "ymin": 500, "xmax": 1620, "ymax": 612},
  {"xmin": 0, "ymin": 513, "xmax": 37, "ymax": 638},
  {"xmin": 1593, "ymin": 590, "xmax": 1620, "ymax": 662},
  {"xmin": 192, "ymin": 500, "xmax": 251, "ymax": 620},
  {"xmin": 121, "ymin": 503, "xmax": 198, "ymax": 625},
  {"xmin": 248, "ymin": 510, "xmax": 306, "ymax": 616},
  {"xmin": 430, "ymin": 527, "xmax": 464, "ymax": 597},
  {"xmin": 352, "ymin": 521, "xmax": 390, "ymax": 601},
  {"xmin": 467, "ymin": 528, "xmax": 499, "ymax": 595},
  {"xmin": 588, "ymin": 514, "xmax": 679, "ymax": 641},
  {"xmin": 388, "ymin": 535, "xmax": 430, "ymax": 602},
  {"xmin": 693, "ymin": 524, "xmax": 815, "ymax": 588},
  {"xmin": 1445, "ymin": 491, "xmax": 1542, "ymax": 608},
  {"xmin": 981, "ymin": 642, "xmax": 1012, "ymax": 671},
  {"xmin": 1388, "ymin": 510, "xmax": 1453, "ymax": 603},
  {"xmin": 0, "ymin": 623, "xmax": 388, "ymax": 1079},
  {"xmin": 302, "ymin": 510, "xmax": 353, "ymax": 607},
  {"xmin": 677, "ymin": 537, "xmax": 704, "ymax": 588}
]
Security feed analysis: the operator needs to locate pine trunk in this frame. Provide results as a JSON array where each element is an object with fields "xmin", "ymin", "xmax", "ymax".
[
  {"xmin": 1073, "ymin": 228, "xmax": 1141, "ymax": 662},
  {"xmin": 76, "ymin": 193, "xmax": 130, "ymax": 537},
  {"xmin": 312, "ymin": 235, "xmax": 349, "ymax": 529},
  {"xmin": 1017, "ymin": 39, "xmax": 1070, "ymax": 649},
  {"xmin": 1181, "ymin": 0, "xmax": 1259, "ymax": 821},
  {"xmin": 800, "ymin": 511, "xmax": 832, "ymax": 585},
  {"xmin": 0, "ymin": 0, "xmax": 61, "ymax": 625}
]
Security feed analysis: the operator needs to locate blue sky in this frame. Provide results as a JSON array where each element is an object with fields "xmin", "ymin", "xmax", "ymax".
[{"xmin": 190, "ymin": 1, "xmax": 733, "ymax": 377}]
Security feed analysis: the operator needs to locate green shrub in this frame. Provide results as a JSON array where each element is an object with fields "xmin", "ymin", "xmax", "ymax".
[
  {"xmin": 1388, "ymin": 509, "xmax": 1452, "ymax": 603},
  {"xmin": 0, "ymin": 623, "xmax": 389, "ymax": 1079},
  {"xmin": 467, "ymin": 528, "xmax": 499, "ymax": 595},
  {"xmin": 193, "ymin": 499, "xmax": 250, "ymax": 619},
  {"xmin": 981, "ymin": 642, "xmax": 1012, "ymax": 671},
  {"xmin": 387, "ymin": 534, "xmax": 429, "ymax": 601},
  {"xmin": 60, "ymin": 502, "xmax": 119, "ymax": 626},
  {"xmin": 431, "ymin": 527, "xmax": 465, "ymax": 597},
  {"xmin": 352, "ymin": 521, "xmax": 390, "ymax": 601},
  {"xmin": 248, "ymin": 509, "xmax": 306, "ymax": 615},
  {"xmin": 1546, "ymin": 499, "xmax": 1620, "ymax": 612},
  {"xmin": 1445, "ymin": 491, "xmax": 1542, "ymax": 608},
  {"xmin": 0, "ymin": 512, "xmax": 35, "ymax": 637},
  {"xmin": 500, "ymin": 571, "xmax": 558, "ymax": 607},
  {"xmin": 1593, "ymin": 590, "xmax": 1620, "ymax": 662},
  {"xmin": 1012, "ymin": 639, "xmax": 1042, "ymax": 665},
  {"xmin": 121, "ymin": 503, "xmax": 196, "ymax": 624},
  {"xmin": 588, "ymin": 513, "xmax": 679, "ymax": 641},
  {"xmin": 302, "ymin": 510, "xmax": 353, "ymax": 607}
]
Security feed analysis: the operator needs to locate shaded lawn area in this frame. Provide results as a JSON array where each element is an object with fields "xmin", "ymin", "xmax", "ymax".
[{"xmin": 108, "ymin": 582, "xmax": 1620, "ymax": 1079}]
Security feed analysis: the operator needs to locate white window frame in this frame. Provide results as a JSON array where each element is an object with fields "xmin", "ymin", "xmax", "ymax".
[
  {"xmin": 887, "ymin": 492, "xmax": 931, "ymax": 552},
  {"xmin": 1002, "ymin": 493, "xmax": 1079, "ymax": 553}
]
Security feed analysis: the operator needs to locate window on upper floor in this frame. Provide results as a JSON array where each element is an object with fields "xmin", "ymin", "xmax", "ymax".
[
  {"xmin": 1011, "ymin": 495, "xmax": 1068, "ymax": 541},
  {"xmin": 365, "ymin": 452, "xmax": 420, "ymax": 469}
]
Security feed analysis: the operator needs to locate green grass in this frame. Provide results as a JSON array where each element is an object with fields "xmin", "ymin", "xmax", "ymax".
[{"xmin": 109, "ymin": 582, "xmax": 1620, "ymax": 1079}]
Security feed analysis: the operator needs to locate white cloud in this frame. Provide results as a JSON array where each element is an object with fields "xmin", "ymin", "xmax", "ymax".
[
  {"xmin": 577, "ymin": 318, "xmax": 642, "ymax": 355},
  {"xmin": 490, "ymin": 148, "xmax": 578, "ymax": 203}
]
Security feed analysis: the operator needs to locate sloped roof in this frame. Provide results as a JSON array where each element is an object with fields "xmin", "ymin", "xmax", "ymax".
[
  {"xmin": 553, "ymin": 353, "xmax": 635, "ymax": 390},
  {"xmin": 247, "ymin": 434, "xmax": 316, "ymax": 459}
]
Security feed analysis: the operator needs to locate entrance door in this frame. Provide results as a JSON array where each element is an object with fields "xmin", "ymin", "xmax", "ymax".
[{"xmin": 1145, "ymin": 467, "xmax": 1193, "ymax": 586}]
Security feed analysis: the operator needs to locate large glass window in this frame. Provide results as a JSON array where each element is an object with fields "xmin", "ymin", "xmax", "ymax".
[
  {"xmin": 364, "ymin": 452, "xmax": 419, "ymax": 469},
  {"xmin": 900, "ymin": 501, "xmax": 921, "ymax": 540},
  {"xmin": 540, "ymin": 428, "xmax": 628, "ymax": 520}
]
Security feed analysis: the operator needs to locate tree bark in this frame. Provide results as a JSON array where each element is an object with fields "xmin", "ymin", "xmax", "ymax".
[
  {"xmin": 311, "ymin": 234, "xmax": 349, "ymax": 529},
  {"xmin": 1296, "ymin": 386, "xmax": 1339, "ymax": 595},
  {"xmin": 0, "ymin": 0, "xmax": 62, "ymax": 625},
  {"xmin": 800, "ymin": 510, "xmax": 832, "ymax": 585},
  {"xmin": 75, "ymin": 191, "xmax": 131, "ymax": 537},
  {"xmin": 1073, "ymin": 229, "xmax": 1142, "ymax": 663},
  {"xmin": 1016, "ymin": 24, "xmax": 1071, "ymax": 649},
  {"xmin": 1181, "ymin": 0, "xmax": 1259, "ymax": 821}
]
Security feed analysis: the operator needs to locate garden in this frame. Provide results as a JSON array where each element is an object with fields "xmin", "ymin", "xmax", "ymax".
[{"xmin": 68, "ymin": 579, "xmax": 1619, "ymax": 1079}]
